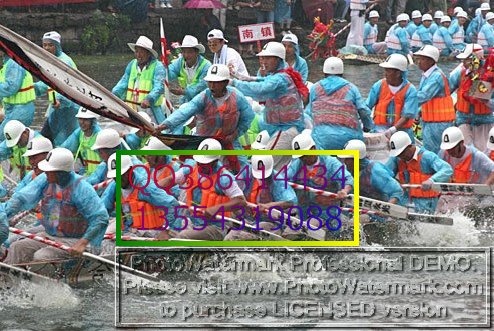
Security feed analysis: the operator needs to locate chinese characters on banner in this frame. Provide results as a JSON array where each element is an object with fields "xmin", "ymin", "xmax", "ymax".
[{"xmin": 237, "ymin": 22, "xmax": 276, "ymax": 43}]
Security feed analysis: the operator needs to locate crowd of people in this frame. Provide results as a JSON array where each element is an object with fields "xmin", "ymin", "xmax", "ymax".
[{"xmin": 0, "ymin": 0, "xmax": 494, "ymax": 265}]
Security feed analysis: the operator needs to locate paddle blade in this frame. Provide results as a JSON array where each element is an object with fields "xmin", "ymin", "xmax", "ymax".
[{"xmin": 407, "ymin": 212, "xmax": 454, "ymax": 226}]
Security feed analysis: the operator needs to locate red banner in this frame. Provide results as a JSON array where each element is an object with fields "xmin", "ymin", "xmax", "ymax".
[{"xmin": 0, "ymin": 0, "xmax": 95, "ymax": 6}]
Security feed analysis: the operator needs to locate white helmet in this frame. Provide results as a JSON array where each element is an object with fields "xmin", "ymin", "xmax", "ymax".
[
  {"xmin": 76, "ymin": 107, "xmax": 99, "ymax": 119},
  {"xmin": 486, "ymin": 12, "xmax": 494, "ymax": 21},
  {"xmin": 454, "ymin": 6, "xmax": 463, "ymax": 15},
  {"xmin": 292, "ymin": 132, "xmax": 316, "ymax": 158},
  {"xmin": 37, "ymin": 147, "xmax": 74, "ymax": 172},
  {"xmin": 389, "ymin": 131, "xmax": 412, "ymax": 157},
  {"xmin": 251, "ymin": 130, "xmax": 270, "ymax": 150},
  {"xmin": 140, "ymin": 136, "xmax": 171, "ymax": 151},
  {"xmin": 91, "ymin": 128, "xmax": 121, "ymax": 150},
  {"xmin": 323, "ymin": 57, "xmax": 344, "ymax": 74},
  {"xmin": 434, "ymin": 10, "xmax": 444, "ymax": 19},
  {"xmin": 487, "ymin": 126, "xmax": 494, "ymax": 150},
  {"xmin": 204, "ymin": 64, "xmax": 230, "ymax": 82},
  {"xmin": 422, "ymin": 14, "xmax": 433, "ymax": 21},
  {"xmin": 379, "ymin": 53, "xmax": 408, "ymax": 72},
  {"xmin": 341, "ymin": 139, "xmax": 367, "ymax": 159},
  {"xmin": 396, "ymin": 13, "xmax": 410, "ymax": 22},
  {"xmin": 251, "ymin": 155, "xmax": 274, "ymax": 179},
  {"xmin": 257, "ymin": 42, "xmax": 286, "ymax": 60},
  {"xmin": 481, "ymin": 3, "xmax": 491, "ymax": 11},
  {"xmin": 440, "ymin": 126, "xmax": 464, "ymax": 150},
  {"xmin": 369, "ymin": 10, "xmax": 379, "ymax": 18},
  {"xmin": 106, "ymin": 153, "xmax": 133, "ymax": 179},
  {"xmin": 457, "ymin": 11, "xmax": 468, "ymax": 19},
  {"xmin": 4, "ymin": 120, "xmax": 26, "ymax": 148},
  {"xmin": 193, "ymin": 138, "xmax": 222, "ymax": 164},
  {"xmin": 414, "ymin": 45, "xmax": 440, "ymax": 62},
  {"xmin": 281, "ymin": 33, "xmax": 299, "ymax": 45},
  {"xmin": 440, "ymin": 15, "xmax": 452, "ymax": 23},
  {"xmin": 457, "ymin": 43, "xmax": 484, "ymax": 59},
  {"xmin": 130, "ymin": 112, "xmax": 153, "ymax": 134},
  {"xmin": 411, "ymin": 10, "xmax": 422, "ymax": 19},
  {"xmin": 23, "ymin": 136, "xmax": 53, "ymax": 157}
]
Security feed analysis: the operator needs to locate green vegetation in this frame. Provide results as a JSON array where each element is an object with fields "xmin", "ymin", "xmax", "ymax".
[{"xmin": 80, "ymin": 11, "xmax": 131, "ymax": 55}]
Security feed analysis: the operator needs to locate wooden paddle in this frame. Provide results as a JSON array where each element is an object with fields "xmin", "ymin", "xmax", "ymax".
[{"xmin": 402, "ymin": 183, "xmax": 493, "ymax": 196}]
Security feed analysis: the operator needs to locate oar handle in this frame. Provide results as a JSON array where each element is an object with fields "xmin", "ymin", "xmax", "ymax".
[{"xmin": 93, "ymin": 179, "xmax": 114, "ymax": 191}]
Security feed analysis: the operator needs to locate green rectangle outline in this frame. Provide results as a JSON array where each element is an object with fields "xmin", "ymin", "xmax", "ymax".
[{"xmin": 115, "ymin": 149, "xmax": 359, "ymax": 247}]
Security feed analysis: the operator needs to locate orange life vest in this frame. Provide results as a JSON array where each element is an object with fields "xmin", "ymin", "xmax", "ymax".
[
  {"xmin": 489, "ymin": 150, "xmax": 494, "ymax": 162},
  {"xmin": 447, "ymin": 152, "xmax": 480, "ymax": 183},
  {"xmin": 374, "ymin": 80, "xmax": 413, "ymax": 128},
  {"xmin": 248, "ymin": 179, "xmax": 274, "ymax": 204},
  {"xmin": 185, "ymin": 165, "xmax": 231, "ymax": 216},
  {"xmin": 312, "ymin": 83, "xmax": 359, "ymax": 129},
  {"xmin": 456, "ymin": 69, "xmax": 492, "ymax": 115},
  {"xmin": 421, "ymin": 73, "xmax": 456, "ymax": 122},
  {"xmin": 196, "ymin": 91, "xmax": 240, "ymax": 140},
  {"xmin": 121, "ymin": 188, "xmax": 164, "ymax": 230},
  {"xmin": 398, "ymin": 151, "xmax": 441, "ymax": 198}
]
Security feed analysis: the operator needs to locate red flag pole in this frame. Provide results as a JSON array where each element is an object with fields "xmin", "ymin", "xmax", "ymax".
[{"xmin": 160, "ymin": 18, "xmax": 174, "ymax": 117}]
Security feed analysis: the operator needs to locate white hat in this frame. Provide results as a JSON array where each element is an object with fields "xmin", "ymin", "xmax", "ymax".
[
  {"xmin": 454, "ymin": 6, "xmax": 463, "ymax": 14},
  {"xmin": 369, "ymin": 10, "xmax": 379, "ymax": 18},
  {"xmin": 207, "ymin": 29, "xmax": 228, "ymax": 43},
  {"xmin": 440, "ymin": 126, "xmax": 464, "ymax": 150},
  {"xmin": 193, "ymin": 138, "xmax": 222, "ymax": 164},
  {"xmin": 411, "ymin": 10, "xmax": 422, "ymax": 19},
  {"xmin": 281, "ymin": 33, "xmax": 299, "ymax": 45},
  {"xmin": 23, "ymin": 136, "xmax": 53, "ymax": 157},
  {"xmin": 434, "ymin": 10, "xmax": 444, "ymax": 19},
  {"xmin": 486, "ymin": 12, "xmax": 494, "ymax": 21},
  {"xmin": 91, "ymin": 128, "xmax": 121, "ymax": 150},
  {"xmin": 179, "ymin": 35, "xmax": 205, "ymax": 54},
  {"xmin": 389, "ymin": 131, "xmax": 412, "ymax": 157},
  {"xmin": 42, "ymin": 31, "xmax": 61, "ymax": 44},
  {"xmin": 396, "ymin": 13, "xmax": 410, "ymax": 22},
  {"xmin": 251, "ymin": 130, "xmax": 270, "ymax": 150},
  {"xmin": 323, "ymin": 57, "xmax": 344, "ymax": 74},
  {"xmin": 76, "ymin": 106, "xmax": 99, "ymax": 119},
  {"xmin": 440, "ymin": 15, "xmax": 452, "ymax": 23},
  {"xmin": 487, "ymin": 126, "xmax": 494, "ymax": 150},
  {"xmin": 422, "ymin": 14, "xmax": 433, "ymax": 21},
  {"xmin": 128, "ymin": 36, "xmax": 158, "ymax": 58},
  {"xmin": 204, "ymin": 64, "xmax": 230, "ymax": 82},
  {"xmin": 257, "ymin": 42, "xmax": 286, "ymax": 60},
  {"xmin": 251, "ymin": 155, "xmax": 274, "ymax": 179},
  {"xmin": 292, "ymin": 132, "xmax": 316, "ymax": 158},
  {"xmin": 107, "ymin": 153, "xmax": 133, "ymax": 179},
  {"xmin": 140, "ymin": 136, "xmax": 171, "ymax": 151},
  {"xmin": 38, "ymin": 147, "xmax": 74, "ymax": 172},
  {"xmin": 379, "ymin": 53, "xmax": 409, "ymax": 71},
  {"xmin": 341, "ymin": 139, "xmax": 367, "ymax": 159},
  {"xmin": 4, "ymin": 120, "xmax": 26, "ymax": 148},
  {"xmin": 457, "ymin": 11, "xmax": 468, "ymax": 19},
  {"xmin": 457, "ymin": 43, "xmax": 484, "ymax": 59},
  {"xmin": 414, "ymin": 45, "xmax": 440, "ymax": 62},
  {"xmin": 130, "ymin": 112, "xmax": 153, "ymax": 134},
  {"xmin": 481, "ymin": 3, "xmax": 491, "ymax": 10}
]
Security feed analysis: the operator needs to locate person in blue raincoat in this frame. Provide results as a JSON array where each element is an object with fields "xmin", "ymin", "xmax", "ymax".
[
  {"xmin": 86, "ymin": 128, "xmax": 124, "ymax": 185},
  {"xmin": 157, "ymin": 64, "xmax": 254, "ymax": 173},
  {"xmin": 466, "ymin": 5, "xmax": 489, "ymax": 43},
  {"xmin": 478, "ymin": 12, "xmax": 494, "ymax": 53},
  {"xmin": 112, "ymin": 36, "xmax": 166, "ymax": 124},
  {"xmin": 0, "ymin": 50, "xmax": 36, "ymax": 142},
  {"xmin": 414, "ymin": 45, "xmax": 456, "ymax": 154},
  {"xmin": 366, "ymin": 53, "xmax": 418, "ymax": 142},
  {"xmin": 3, "ymin": 148, "xmax": 109, "ymax": 264},
  {"xmin": 281, "ymin": 33, "xmax": 309, "ymax": 83},
  {"xmin": 14, "ymin": 136, "xmax": 53, "ymax": 193},
  {"xmin": 100, "ymin": 153, "xmax": 179, "ymax": 239},
  {"xmin": 61, "ymin": 107, "xmax": 102, "ymax": 177},
  {"xmin": 410, "ymin": 14, "xmax": 434, "ymax": 52},
  {"xmin": 363, "ymin": 10, "xmax": 387, "ymax": 54},
  {"xmin": 287, "ymin": 132, "xmax": 354, "ymax": 221},
  {"xmin": 231, "ymin": 42, "xmax": 308, "ymax": 169},
  {"xmin": 306, "ymin": 57, "xmax": 373, "ymax": 150},
  {"xmin": 449, "ymin": 11, "xmax": 467, "ymax": 51},
  {"xmin": 167, "ymin": 35, "xmax": 211, "ymax": 105},
  {"xmin": 386, "ymin": 14, "xmax": 410, "ymax": 55},
  {"xmin": 34, "ymin": 31, "xmax": 79, "ymax": 146},
  {"xmin": 406, "ymin": 10, "xmax": 422, "ymax": 37},
  {"xmin": 433, "ymin": 16, "xmax": 455, "ymax": 56},
  {"xmin": 0, "ymin": 120, "xmax": 39, "ymax": 179},
  {"xmin": 429, "ymin": 11, "xmax": 443, "ymax": 36},
  {"xmin": 386, "ymin": 131, "xmax": 453, "ymax": 214}
]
